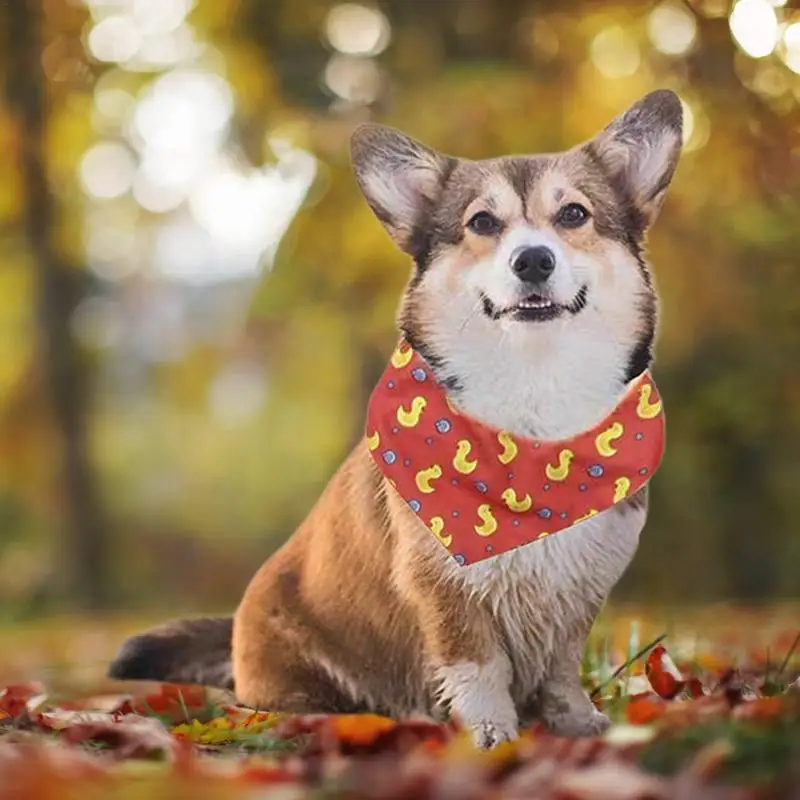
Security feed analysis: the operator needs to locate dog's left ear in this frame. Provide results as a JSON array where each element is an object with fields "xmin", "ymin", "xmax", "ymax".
[
  {"xmin": 350, "ymin": 124, "xmax": 454, "ymax": 255},
  {"xmin": 588, "ymin": 90, "xmax": 683, "ymax": 226}
]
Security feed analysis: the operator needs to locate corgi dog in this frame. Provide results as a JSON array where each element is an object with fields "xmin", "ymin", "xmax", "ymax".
[{"xmin": 109, "ymin": 90, "xmax": 682, "ymax": 748}]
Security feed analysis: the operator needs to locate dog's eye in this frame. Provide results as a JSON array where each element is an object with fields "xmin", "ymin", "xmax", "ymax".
[
  {"xmin": 466, "ymin": 211, "xmax": 501, "ymax": 236},
  {"xmin": 556, "ymin": 203, "xmax": 590, "ymax": 228}
]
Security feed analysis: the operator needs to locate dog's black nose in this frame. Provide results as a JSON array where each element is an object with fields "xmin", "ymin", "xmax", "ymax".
[{"xmin": 511, "ymin": 246, "xmax": 556, "ymax": 283}]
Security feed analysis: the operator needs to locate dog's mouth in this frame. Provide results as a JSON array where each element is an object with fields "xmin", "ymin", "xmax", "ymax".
[{"xmin": 481, "ymin": 285, "xmax": 589, "ymax": 323}]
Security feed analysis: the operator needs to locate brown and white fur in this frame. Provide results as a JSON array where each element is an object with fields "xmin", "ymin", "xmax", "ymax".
[{"xmin": 109, "ymin": 91, "xmax": 682, "ymax": 748}]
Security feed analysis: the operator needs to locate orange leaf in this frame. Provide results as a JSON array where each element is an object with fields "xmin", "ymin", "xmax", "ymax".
[
  {"xmin": 329, "ymin": 713, "xmax": 396, "ymax": 745},
  {"xmin": 732, "ymin": 696, "xmax": 787, "ymax": 721},
  {"xmin": 625, "ymin": 692, "xmax": 667, "ymax": 724},
  {"xmin": 240, "ymin": 764, "xmax": 300, "ymax": 784}
]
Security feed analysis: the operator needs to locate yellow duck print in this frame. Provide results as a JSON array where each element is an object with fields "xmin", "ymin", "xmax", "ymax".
[
  {"xmin": 453, "ymin": 440, "xmax": 477, "ymax": 474},
  {"xmin": 474, "ymin": 504, "xmax": 498, "ymax": 537},
  {"xmin": 429, "ymin": 516, "xmax": 452, "ymax": 548},
  {"xmin": 637, "ymin": 384, "xmax": 662, "ymax": 419},
  {"xmin": 497, "ymin": 432, "xmax": 518, "ymax": 465},
  {"xmin": 613, "ymin": 476, "xmax": 631, "ymax": 503},
  {"xmin": 595, "ymin": 421, "xmax": 624, "ymax": 457},
  {"xmin": 415, "ymin": 465, "xmax": 442, "ymax": 494},
  {"xmin": 397, "ymin": 396, "xmax": 427, "ymax": 427},
  {"xmin": 545, "ymin": 449, "xmax": 574, "ymax": 482},
  {"xmin": 391, "ymin": 344, "xmax": 413, "ymax": 369},
  {"xmin": 501, "ymin": 488, "xmax": 532, "ymax": 513},
  {"xmin": 366, "ymin": 431, "xmax": 380, "ymax": 451},
  {"xmin": 574, "ymin": 509, "xmax": 599, "ymax": 524}
]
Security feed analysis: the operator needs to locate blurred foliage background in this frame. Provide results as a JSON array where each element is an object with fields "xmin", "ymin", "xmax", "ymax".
[{"xmin": 0, "ymin": 0, "xmax": 797, "ymax": 619}]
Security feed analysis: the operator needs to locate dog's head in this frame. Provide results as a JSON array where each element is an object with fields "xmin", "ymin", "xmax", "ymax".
[{"xmin": 351, "ymin": 91, "xmax": 682, "ymax": 390}]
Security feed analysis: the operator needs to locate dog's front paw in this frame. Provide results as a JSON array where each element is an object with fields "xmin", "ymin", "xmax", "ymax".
[
  {"xmin": 468, "ymin": 718, "xmax": 519, "ymax": 749},
  {"xmin": 543, "ymin": 706, "xmax": 610, "ymax": 738}
]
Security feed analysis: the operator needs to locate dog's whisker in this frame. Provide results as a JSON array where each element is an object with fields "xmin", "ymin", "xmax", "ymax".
[{"xmin": 458, "ymin": 298, "xmax": 483, "ymax": 333}]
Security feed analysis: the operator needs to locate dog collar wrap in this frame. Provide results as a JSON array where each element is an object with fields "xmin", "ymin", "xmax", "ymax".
[{"xmin": 366, "ymin": 341, "xmax": 666, "ymax": 566}]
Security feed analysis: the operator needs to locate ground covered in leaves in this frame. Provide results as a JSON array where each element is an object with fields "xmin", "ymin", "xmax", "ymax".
[{"xmin": 0, "ymin": 607, "xmax": 798, "ymax": 799}]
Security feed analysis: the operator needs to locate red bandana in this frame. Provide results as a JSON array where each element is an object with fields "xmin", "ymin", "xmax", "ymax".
[{"xmin": 366, "ymin": 341, "xmax": 665, "ymax": 566}]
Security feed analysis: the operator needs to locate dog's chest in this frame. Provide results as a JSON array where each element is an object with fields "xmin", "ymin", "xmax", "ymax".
[{"xmin": 459, "ymin": 503, "xmax": 646, "ymax": 689}]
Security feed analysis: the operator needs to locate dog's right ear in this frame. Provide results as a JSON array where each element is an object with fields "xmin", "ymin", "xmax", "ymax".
[
  {"xmin": 588, "ymin": 90, "xmax": 683, "ymax": 229},
  {"xmin": 350, "ymin": 124, "xmax": 454, "ymax": 254}
]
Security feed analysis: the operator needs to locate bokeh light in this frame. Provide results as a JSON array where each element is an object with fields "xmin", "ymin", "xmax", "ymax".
[
  {"xmin": 76, "ymin": 0, "xmax": 318, "ymax": 367},
  {"xmin": 528, "ymin": 18, "xmax": 560, "ymax": 62},
  {"xmin": 590, "ymin": 25, "xmax": 640, "ymax": 78},
  {"xmin": 92, "ymin": 84, "xmax": 136, "ymax": 130},
  {"xmin": 87, "ymin": 15, "xmax": 141, "ymax": 63},
  {"xmin": 729, "ymin": 0, "xmax": 779, "ymax": 59},
  {"xmin": 678, "ymin": 96, "xmax": 711, "ymax": 152},
  {"xmin": 324, "ymin": 54, "xmax": 383, "ymax": 103},
  {"xmin": 647, "ymin": 3, "xmax": 698, "ymax": 56},
  {"xmin": 130, "ymin": 0, "xmax": 193, "ymax": 35},
  {"xmin": 325, "ymin": 3, "xmax": 391, "ymax": 56},
  {"xmin": 130, "ymin": 69, "xmax": 233, "ymax": 156},
  {"xmin": 779, "ymin": 22, "xmax": 800, "ymax": 74},
  {"xmin": 79, "ymin": 141, "xmax": 137, "ymax": 199}
]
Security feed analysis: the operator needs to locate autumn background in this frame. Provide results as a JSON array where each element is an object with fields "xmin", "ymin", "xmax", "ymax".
[{"xmin": 0, "ymin": 0, "xmax": 797, "ymax": 649}]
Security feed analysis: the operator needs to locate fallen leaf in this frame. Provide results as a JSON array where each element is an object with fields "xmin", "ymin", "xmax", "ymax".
[
  {"xmin": 329, "ymin": 713, "xmax": 396, "ymax": 745},
  {"xmin": 731, "ymin": 695, "xmax": 788, "ymax": 721},
  {"xmin": 626, "ymin": 693, "xmax": 668, "ymax": 725},
  {"xmin": 116, "ymin": 683, "xmax": 215, "ymax": 724},
  {"xmin": 646, "ymin": 646, "xmax": 686, "ymax": 700},
  {"xmin": 551, "ymin": 759, "xmax": 670, "ymax": 799},
  {"xmin": 62, "ymin": 714, "xmax": 180, "ymax": 760},
  {"xmin": 0, "ymin": 682, "xmax": 46, "ymax": 719}
]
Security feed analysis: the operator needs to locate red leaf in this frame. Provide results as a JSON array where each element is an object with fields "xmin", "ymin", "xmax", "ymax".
[
  {"xmin": 0, "ymin": 682, "xmax": 46, "ymax": 719},
  {"xmin": 645, "ymin": 645, "xmax": 685, "ymax": 699},
  {"xmin": 0, "ymin": 742, "xmax": 109, "ymax": 789},
  {"xmin": 714, "ymin": 667, "xmax": 749, "ymax": 707},
  {"xmin": 116, "ymin": 683, "xmax": 211, "ymax": 724},
  {"xmin": 683, "ymin": 677, "xmax": 705, "ymax": 699},
  {"xmin": 272, "ymin": 713, "xmax": 332, "ymax": 739},
  {"xmin": 62, "ymin": 715, "xmax": 179, "ymax": 760}
]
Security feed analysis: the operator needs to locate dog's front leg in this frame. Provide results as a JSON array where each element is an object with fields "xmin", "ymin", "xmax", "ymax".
[
  {"xmin": 537, "ymin": 638, "xmax": 610, "ymax": 737},
  {"xmin": 434, "ymin": 649, "xmax": 518, "ymax": 748},
  {"xmin": 404, "ymin": 573, "xmax": 517, "ymax": 748}
]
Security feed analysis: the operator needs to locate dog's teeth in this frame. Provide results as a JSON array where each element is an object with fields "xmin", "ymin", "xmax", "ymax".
[{"xmin": 518, "ymin": 300, "xmax": 553, "ymax": 309}]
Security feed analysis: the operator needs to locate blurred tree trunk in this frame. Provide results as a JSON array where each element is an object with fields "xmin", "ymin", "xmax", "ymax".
[{"xmin": 4, "ymin": 0, "xmax": 111, "ymax": 610}]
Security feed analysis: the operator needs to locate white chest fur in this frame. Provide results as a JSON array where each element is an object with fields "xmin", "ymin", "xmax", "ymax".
[{"xmin": 438, "ymin": 312, "xmax": 633, "ymax": 440}]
